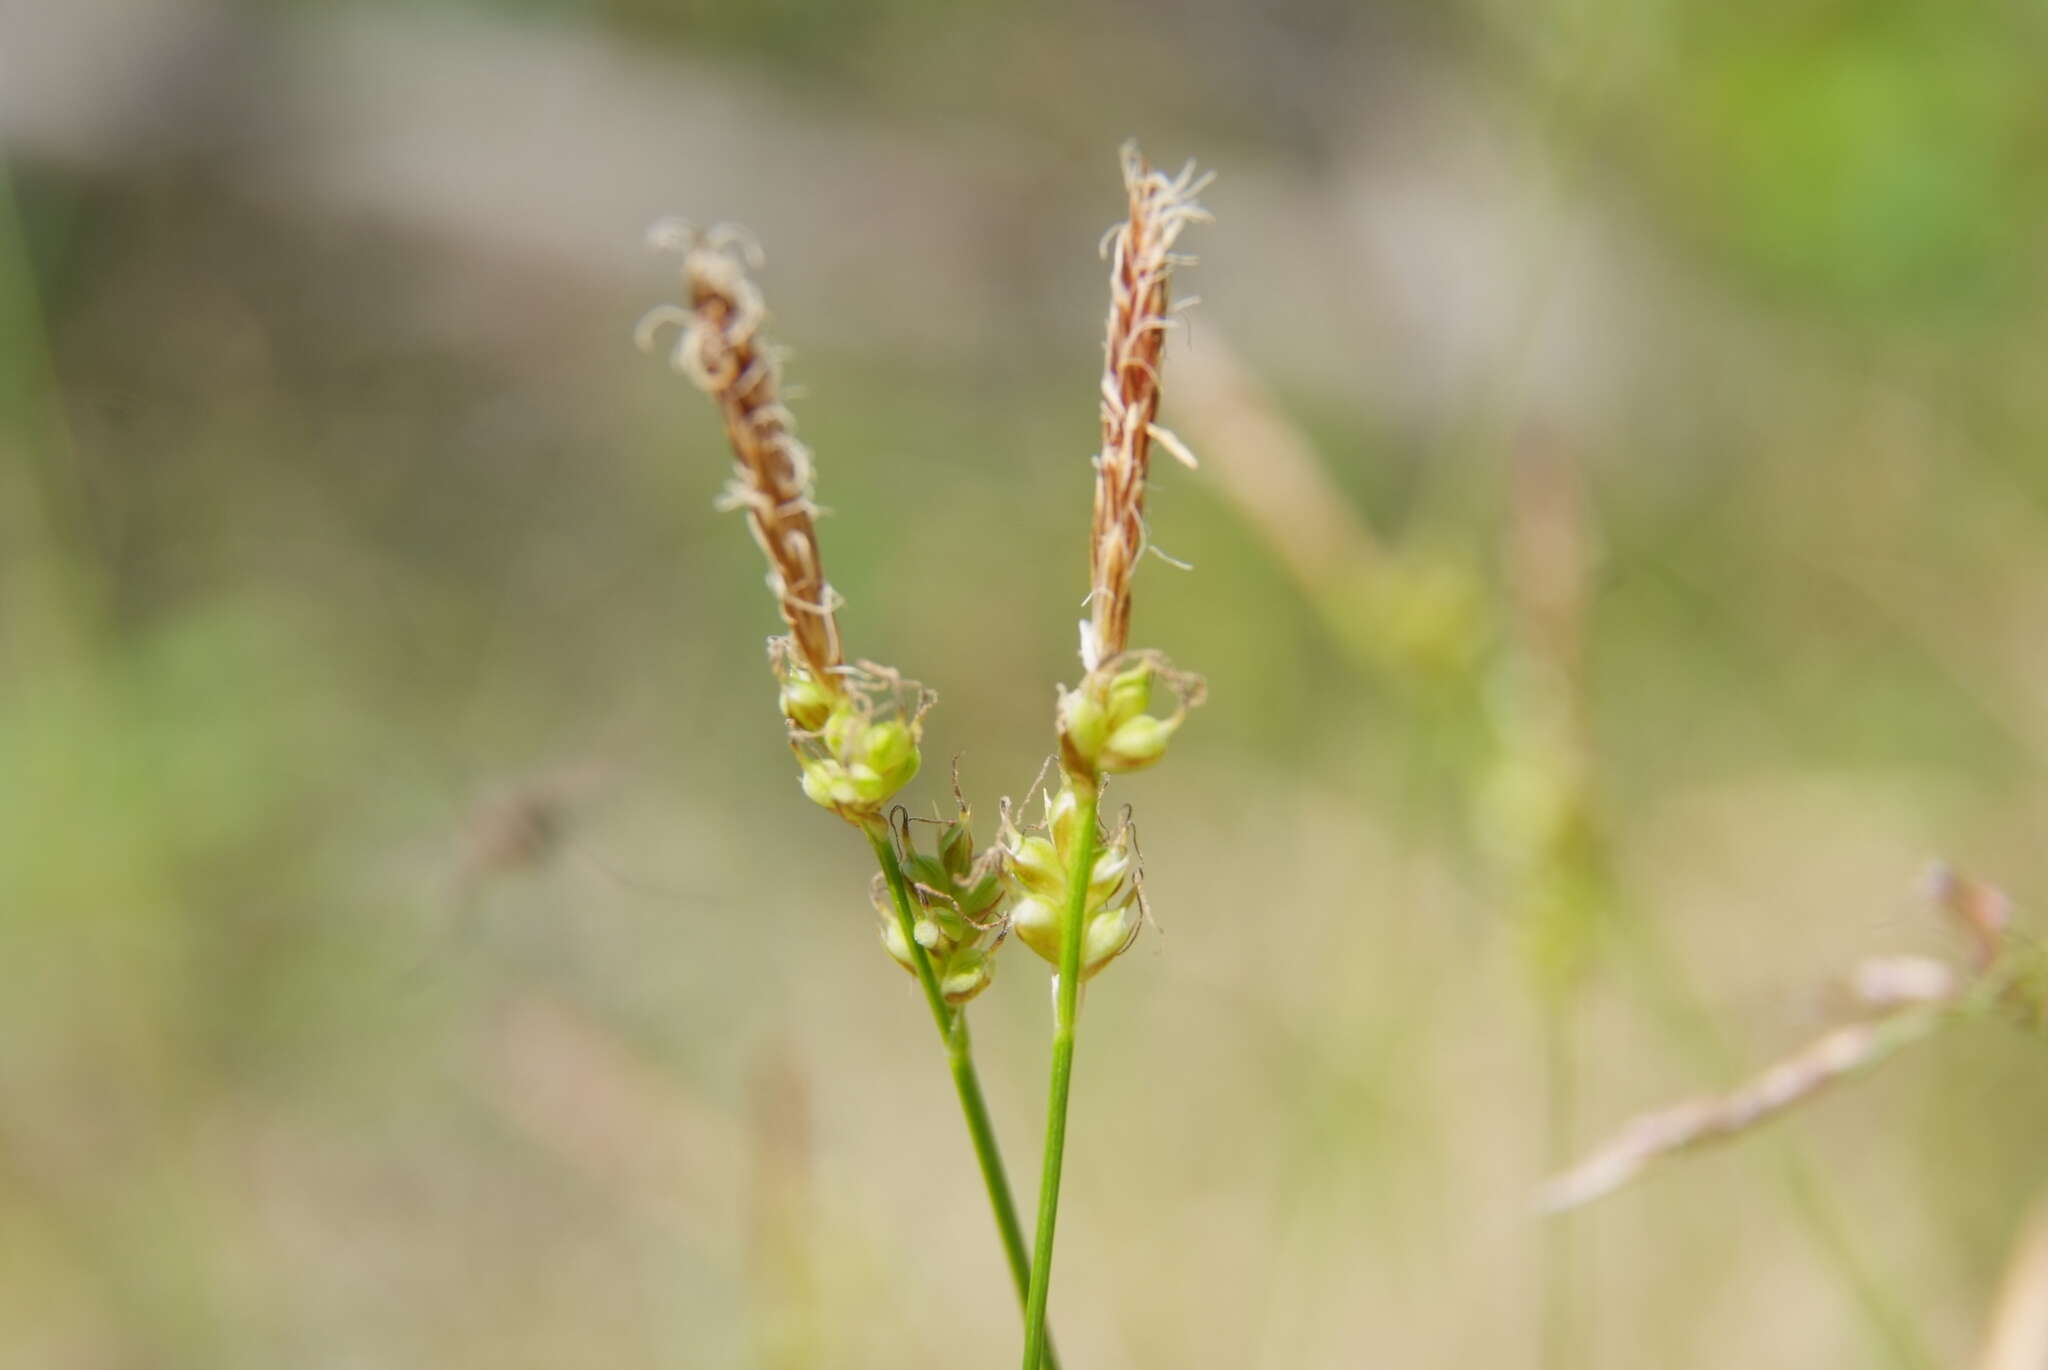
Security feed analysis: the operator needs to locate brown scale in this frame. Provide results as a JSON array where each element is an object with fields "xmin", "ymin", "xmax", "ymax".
[
  {"xmin": 658, "ymin": 232, "xmax": 845, "ymax": 689},
  {"xmin": 1085, "ymin": 145, "xmax": 1212, "ymax": 670}
]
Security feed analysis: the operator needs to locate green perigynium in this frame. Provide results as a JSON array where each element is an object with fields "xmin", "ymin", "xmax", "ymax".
[{"xmin": 778, "ymin": 671, "xmax": 835, "ymax": 733}]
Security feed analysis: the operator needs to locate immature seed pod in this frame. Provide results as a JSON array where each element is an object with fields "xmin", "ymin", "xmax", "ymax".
[
  {"xmin": 1100, "ymin": 712, "xmax": 1180, "ymax": 773},
  {"xmin": 1080, "ymin": 902, "xmax": 1142, "ymax": 979},
  {"xmin": 1006, "ymin": 885, "xmax": 1142, "ymax": 980},
  {"xmin": 1057, "ymin": 687, "xmax": 1110, "ymax": 773},
  {"xmin": 862, "ymin": 719, "xmax": 916, "ymax": 781},
  {"xmin": 1105, "ymin": 660, "xmax": 1153, "ymax": 727},
  {"xmin": 956, "ymin": 871, "xmax": 1003, "ymax": 921},
  {"xmin": 939, "ymin": 947, "xmax": 993, "ymax": 1004},
  {"xmin": 1047, "ymin": 784, "xmax": 1084, "ymax": 858},
  {"xmin": 878, "ymin": 906, "xmax": 918, "ymax": 973},
  {"xmin": 938, "ymin": 814, "xmax": 976, "ymax": 879},
  {"xmin": 800, "ymin": 758, "xmax": 850, "ymax": 809},
  {"xmin": 930, "ymin": 903, "xmax": 975, "ymax": 949},
  {"xmin": 1006, "ymin": 834, "xmax": 1066, "ymax": 899},
  {"xmin": 822, "ymin": 702, "xmax": 862, "ymax": 759},
  {"xmin": 1009, "ymin": 895, "xmax": 1060, "ymax": 964},
  {"xmin": 906, "ymin": 850, "xmax": 950, "ymax": 892},
  {"xmin": 835, "ymin": 763, "xmax": 877, "ymax": 804},
  {"xmin": 1087, "ymin": 842, "xmax": 1134, "ymax": 907},
  {"xmin": 779, "ymin": 673, "xmax": 835, "ymax": 732}
]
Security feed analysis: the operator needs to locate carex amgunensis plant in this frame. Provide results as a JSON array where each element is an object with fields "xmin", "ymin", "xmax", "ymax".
[
  {"xmin": 637, "ymin": 220, "xmax": 1049, "ymax": 1357},
  {"xmin": 1013, "ymin": 141, "xmax": 1210, "ymax": 1370},
  {"xmin": 641, "ymin": 142, "xmax": 1209, "ymax": 1369}
]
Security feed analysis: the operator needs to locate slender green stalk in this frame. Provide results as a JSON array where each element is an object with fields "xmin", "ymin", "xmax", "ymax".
[
  {"xmin": 865, "ymin": 827, "xmax": 1058, "ymax": 1370},
  {"xmin": 1020, "ymin": 782, "xmax": 1101, "ymax": 1370}
]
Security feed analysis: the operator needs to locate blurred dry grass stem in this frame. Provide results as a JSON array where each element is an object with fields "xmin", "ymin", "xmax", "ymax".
[
  {"xmin": 1541, "ymin": 1016, "xmax": 1908, "ymax": 1213},
  {"xmin": 638, "ymin": 221, "xmax": 844, "ymax": 685},
  {"xmin": 1084, "ymin": 143, "xmax": 1212, "ymax": 671},
  {"xmin": 1173, "ymin": 333, "xmax": 1383, "ymax": 589},
  {"xmin": 1544, "ymin": 866, "xmax": 2042, "ymax": 1214},
  {"xmin": 1174, "ymin": 328, "xmax": 1485, "ymax": 687}
]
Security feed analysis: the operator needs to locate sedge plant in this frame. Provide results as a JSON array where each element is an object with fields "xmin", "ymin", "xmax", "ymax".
[
  {"xmin": 635, "ymin": 218, "xmax": 1041, "ymax": 1352},
  {"xmin": 638, "ymin": 143, "xmax": 1210, "ymax": 1367},
  {"xmin": 1009, "ymin": 144, "xmax": 1210, "ymax": 1370}
]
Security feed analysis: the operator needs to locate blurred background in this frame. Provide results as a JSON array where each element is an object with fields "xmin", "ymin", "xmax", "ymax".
[{"xmin": 3, "ymin": 0, "xmax": 2046, "ymax": 1366}]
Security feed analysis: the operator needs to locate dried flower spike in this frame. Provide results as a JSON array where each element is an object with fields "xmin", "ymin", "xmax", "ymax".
[
  {"xmin": 642, "ymin": 226, "xmax": 931, "ymax": 824},
  {"xmin": 638, "ymin": 222, "xmax": 844, "ymax": 688},
  {"xmin": 1538, "ymin": 1016, "xmax": 1906, "ymax": 1213},
  {"xmin": 1542, "ymin": 866, "xmax": 2044, "ymax": 1214},
  {"xmin": 1084, "ymin": 143, "xmax": 1213, "ymax": 672},
  {"xmin": 775, "ymin": 645, "xmax": 933, "ymax": 824}
]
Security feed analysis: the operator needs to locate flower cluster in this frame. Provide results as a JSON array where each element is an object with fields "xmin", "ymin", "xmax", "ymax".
[
  {"xmin": 773, "ymin": 645, "xmax": 931, "ymax": 825},
  {"xmin": 998, "ymin": 781, "xmax": 1144, "ymax": 983},
  {"xmin": 875, "ymin": 802, "xmax": 1008, "ymax": 1004},
  {"xmin": 1054, "ymin": 651, "xmax": 1202, "ymax": 785}
]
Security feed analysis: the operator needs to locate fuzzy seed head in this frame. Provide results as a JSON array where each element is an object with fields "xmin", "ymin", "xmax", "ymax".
[
  {"xmin": 641, "ymin": 224, "xmax": 844, "ymax": 687},
  {"xmin": 870, "ymin": 799, "xmax": 1010, "ymax": 1005},
  {"xmin": 1084, "ymin": 143, "xmax": 1212, "ymax": 671}
]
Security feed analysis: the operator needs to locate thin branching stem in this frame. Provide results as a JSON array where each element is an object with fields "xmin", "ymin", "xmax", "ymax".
[
  {"xmin": 865, "ymin": 826, "xmax": 1058, "ymax": 1369},
  {"xmin": 1020, "ymin": 782, "xmax": 1102, "ymax": 1370}
]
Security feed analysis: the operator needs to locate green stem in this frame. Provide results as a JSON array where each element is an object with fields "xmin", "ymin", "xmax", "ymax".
[
  {"xmin": 1020, "ymin": 781, "xmax": 1101, "ymax": 1370},
  {"xmin": 865, "ymin": 827, "xmax": 1058, "ymax": 1370}
]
